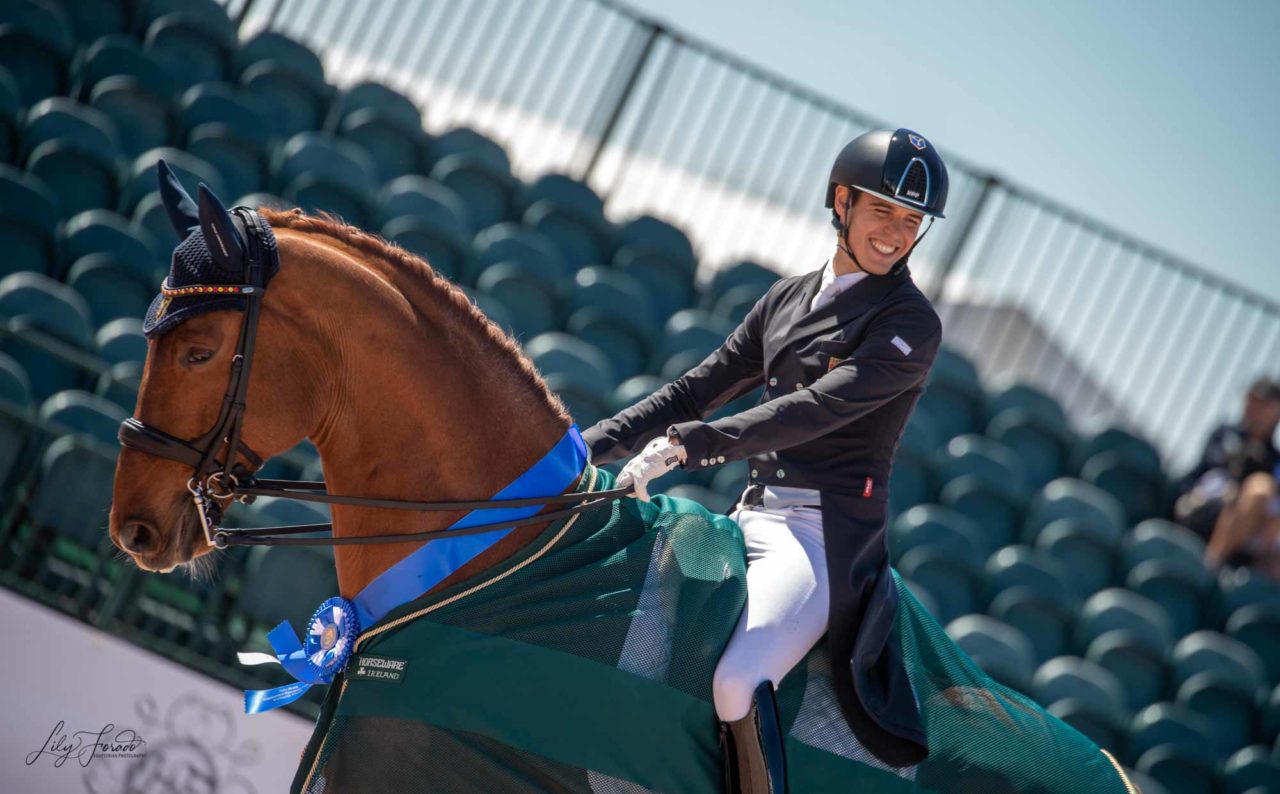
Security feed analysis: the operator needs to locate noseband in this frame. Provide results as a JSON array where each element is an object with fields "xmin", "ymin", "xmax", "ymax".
[{"xmin": 118, "ymin": 207, "xmax": 627, "ymax": 550}]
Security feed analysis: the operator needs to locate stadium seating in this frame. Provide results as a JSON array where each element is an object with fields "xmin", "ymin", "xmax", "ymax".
[{"xmin": 946, "ymin": 613, "xmax": 1037, "ymax": 692}]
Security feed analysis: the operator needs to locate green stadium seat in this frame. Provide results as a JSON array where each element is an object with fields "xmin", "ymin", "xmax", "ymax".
[
  {"xmin": 897, "ymin": 546, "xmax": 982, "ymax": 624},
  {"xmin": 326, "ymin": 80, "xmax": 421, "ymax": 139},
  {"xmin": 1086, "ymin": 630, "xmax": 1169, "ymax": 713},
  {"xmin": 184, "ymin": 123, "xmax": 265, "ymax": 202},
  {"xmin": 565, "ymin": 307, "xmax": 649, "ymax": 383},
  {"xmin": 0, "ymin": 351, "xmax": 31, "ymax": 406},
  {"xmin": 131, "ymin": 0, "xmax": 234, "ymax": 36},
  {"xmin": 0, "ymin": 66, "xmax": 17, "ymax": 163},
  {"xmin": 274, "ymin": 130, "xmax": 376, "ymax": 194},
  {"xmin": 58, "ymin": 0, "xmax": 127, "ymax": 44},
  {"xmin": 465, "ymin": 223, "xmax": 567, "ymax": 286},
  {"xmin": 1219, "ymin": 745, "xmax": 1280, "ymax": 794},
  {"xmin": 1126, "ymin": 559, "xmax": 1210, "ymax": 638},
  {"xmin": 142, "ymin": 12, "xmax": 234, "ymax": 90},
  {"xmin": 234, "ymin": 31, "xmax": 325, "ymax": 87},
  {"xmin": 522, "ymin": 199, "xmax": 614, "ymax": 273},
  {"xmin": 1261, "ymin": 684, "xmax": 1280, "ymax": 747},
  {"xmin": 338, "ymin": 107, "xmax": 427, "ymax": 185},
  {"xmin": 608, "ymin": 375, "xmax": 664, "ymax": 415},
  {"xmin": 542, "ymin": 372, "xmax": 609, "ymax": 428},
  {"xmin": 132, "ymin": 193, "xmax": 181, "ymax": 248},
  {"xmin": 934, "ymin": 434, "xmax": 1029, "ymax": 495},
  {"xmin": 0, "ymin": 13, "xmax": 72, "ymax": 106},
  {"xmin": 517, "ymin": 173, "xmax": 605, "ymax": 220},
  {"xmin": 56, "ymin": 209, "xmax": 163, "ymax": 286},
  {"xmin": 986, "ymin": 407, "xmax": 1071, "ymax": 488},
  {"xmin": 946, "ymin": 613, "xmax": 1037, "ymax": 693},
  {"xmin": 1077, "ymin": 588, "xmax": 1175, "ymax": 655},
  {"xmin": 1083, "ymin": 449, "xmax": 1167, "ymax": 524},
  {"xmin": 0, "ymin": 351, "xmax": 33, "ymax": 488},
  {"xmin": 95, "ymin": 359, "xmax": 140, "ymax": 414},
  {"xmin": 0, "ymin": 164, "xmax": 58, "ymax": 276},
  {"xmin": 70, "ymin": 35, "xmax": 174, "ymax": 101},
  {"xmin": 1212, "ymin": 567, "xmax": 1280, "ymax": 629},
  {"xmin": 284, "ymin": 173, "xmax": 373, "ymax": 228},
  {"xmin": 0, "ymin": 324, "xmax": 99, "ymax": 402},
  {"xmin": 988, "ymin": 585, "xmax": 1074, "ymax": 664},
  {"xmin": 939, "ymin": 474, "xmax": 1025, "ymax": 551},
  {"xmin": 1171, "ymin": 631, "xmax": 1267, "ymax": 696},
  {"xmin": 657, "ymin": 309, "xmax": 732, "ymax": 370},
  {"xmin": 1023, "ymin": 477, "xmax": 1127, "ymax": 546},
  {"xmin": 431, "ymin": 152, "xmax": 515, "ymax": 232},
  {"xmin": 0, "ymin": 271, "xmax": 94, "ymax": 345},
  {"xmin": 459, "ymin": 286, "xmax": 513, "ymax": 334},
  {"xmin": 613, "ymin": 244, "xmax": 697, "ymax": 319},
  {"xmin": 1121, "ymin": 518, "xmax": 1208, "ymax": 580},
  {"xmin": 1035, "ymin": 518, "xmax": 1117, "ymax": 596},
  {"xmin": 617, "ymin": 215, "xmax": 694, "ymax": 266},
  {"xmin": 888, "ymin": 504, "xmax": 986, "ymax": 566},
  {"xmin": 1071, "ymin": 425, "xmax": 1162, "ymax": 476},
  {"xmin": 711, "ymin": 283, "xmax": 768, "ymax": 326},
  {"xmin": 123, "ymin": 147, "xmax": 225, "ymax": 216},
  {"xmin": 175, "ymin": 81, "xmax": 270, "ymax": 146},
  {"xmin": 424, "ymin": 126, "xmax": 510, "ymax": 174},
  {"xmin": 476, "ymin": 262, "xmax": 559, "ymax": 340},
  {"xmin": 27, "ymin": 139, "xmax": 117, "ymax": 217},
  {"xmin": 900, "ymin": 411, "xmax": 942, "ymax": 460},
  {"xmin": 887, "ymin": 450, "xmax": 934, "ymax": 519},
  {"xmin": 381, "ymin": 215, "xmax": 468, "ymax": 281},
  {"xmin": 38, "ymin": 388, "xmax": 124, "ymax": 447},
  {"xmin": 985, "ymin": 381, "xmax": 1068, "ymax": 427},
  {"xmin": 568, "ymin": 265, "xmax": 657, "ymax": 330},
  {"xmin": 1135, "ymin": 744, "xmax": 1216, "ymax": 794},
  {"xmin": 915, "ymin": 346, "xmax": 985, "ymax": 443},
  {"xmin": 705, "ymin": 260, "xmax": 779, "ymax": 306},
  {"xmin": 1032, "ymin": 656, "xmax": 1126, "ymax": 725},
  {"xmin": 1047, "ymin": 698, "xmax": 1123, "ymax": 756},
  {"xmin": 1127, "ymin": 702, "xmax": 1217, "ymax": 766},
  {"xmin": 377, "ymin": 175, "xmax": 470, "ymax": 236},
  {"xmin": 89, "ymin": 76, "xmax": 171, "ymax": 158},
  {"xmin": 1176, "ymin": 670, "xmax": 1259, "ymax": 756},
  {"xmin": 239, "ymin": 60, "xmax": 329, "ymax": 139},
  {"xmin": 525, "ymin": 332, "xmax": 615, "ymax": 395},
  {"xmin": 94, "ymin": 319, "xmax": 145, "ymax": 365},
  {"xmin": 232, "ymin": 544, "xmax": 338, "ymax": 657},
  {"xmin": 66, "ymin": 254, "xmax": 152, "ymax": 328},
  {"xmin": 19, "ymin": 96, "xmax": 119, "ymax": 160},
  {"xmin": 1225, "ymin": 604, "xmax": 1280, "ymax": 686},
  {"xmin": 984, "ymin": 544, "xmax": 1074, "ymax": 606}
]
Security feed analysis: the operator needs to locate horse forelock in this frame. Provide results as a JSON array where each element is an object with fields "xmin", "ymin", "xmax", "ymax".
[{"xmin": 259, "ymin": 209, "xmax": 570, "ymax": 425}]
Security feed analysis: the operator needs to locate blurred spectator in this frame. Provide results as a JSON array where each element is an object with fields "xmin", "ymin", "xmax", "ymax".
[{"xmin": 1174, "ymin": 378, "xmax": 1280, "ymax": 575}]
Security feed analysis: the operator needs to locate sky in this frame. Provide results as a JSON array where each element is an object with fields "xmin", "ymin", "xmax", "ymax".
[{"xmin": 635, "ymin": 0, "xmax": 1280, "ymax": 303}]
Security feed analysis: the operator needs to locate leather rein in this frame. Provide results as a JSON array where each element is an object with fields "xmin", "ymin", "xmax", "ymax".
[{"xmin": 117, "ymin": 208, "xmax": 628, "ymax": 551}]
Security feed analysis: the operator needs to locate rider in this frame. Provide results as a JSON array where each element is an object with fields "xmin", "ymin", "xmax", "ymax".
[{"xmin": 583, "ymin": 128, "xmax": 948, "ymax": 791}]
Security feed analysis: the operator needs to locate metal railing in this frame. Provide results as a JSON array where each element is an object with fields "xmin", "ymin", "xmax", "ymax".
[{"xmin": 221, "ymin": 0, "xmax": 1278, "ymax": 469}]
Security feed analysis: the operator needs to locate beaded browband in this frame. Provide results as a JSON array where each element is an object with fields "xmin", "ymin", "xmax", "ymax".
[{"xmin": 161, "ymin": 282, "xmax": 256, "ymax": 297}]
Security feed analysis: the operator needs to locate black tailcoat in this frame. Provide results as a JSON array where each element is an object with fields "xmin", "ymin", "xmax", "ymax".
[{"xmin": 583, "ymin": 265, "xmax": 941, "ymax": 767}]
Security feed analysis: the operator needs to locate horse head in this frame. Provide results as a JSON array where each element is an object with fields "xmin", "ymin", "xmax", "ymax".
[{"xmin": 109, "ymin": 163, "xmax": 322, "ymax": 573}]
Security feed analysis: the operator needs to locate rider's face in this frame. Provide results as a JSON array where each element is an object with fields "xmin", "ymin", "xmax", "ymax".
[{"xmin": 837, "ymin": 188, "xmax": 925, "ymax": 275}]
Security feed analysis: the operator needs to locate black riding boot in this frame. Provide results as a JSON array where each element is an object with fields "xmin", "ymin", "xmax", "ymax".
[{"xmin": 718, "ymin": 681, "xmax": 787, "ymax": 793}]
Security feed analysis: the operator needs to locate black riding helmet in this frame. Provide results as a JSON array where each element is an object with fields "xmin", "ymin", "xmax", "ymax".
[{"xmin": 826, "ymin": 128, "xmax": 949, "ymax": 275}]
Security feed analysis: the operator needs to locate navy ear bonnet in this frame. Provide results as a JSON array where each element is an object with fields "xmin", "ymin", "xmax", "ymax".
[{"xmin": 142, "ymin": 161, "xmax": 280, "ymax": 339}]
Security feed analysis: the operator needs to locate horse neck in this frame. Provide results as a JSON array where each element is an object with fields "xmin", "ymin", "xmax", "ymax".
[{"xmin": 274, "ymin": 227, "xmax": 569, "ymax": 599}]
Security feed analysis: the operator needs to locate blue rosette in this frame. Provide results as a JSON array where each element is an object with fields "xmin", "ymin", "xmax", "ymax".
[{"xmin": 239, "ymin": 596, "xmax": 361, "ymax": 714}]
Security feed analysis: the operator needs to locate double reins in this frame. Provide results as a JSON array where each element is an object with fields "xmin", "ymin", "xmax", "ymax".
[{"xmin": 118, "ymin": 207, "xmax": 631, "ymax": 551}]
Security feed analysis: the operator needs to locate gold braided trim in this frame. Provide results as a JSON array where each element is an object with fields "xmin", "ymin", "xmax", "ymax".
[
  {"xmin": 161, "ymin": 283, "xmax": 253, "ymax": 297},
  {"xmin": 1101, "ymin": 749, "xmax": 1138, "ymax": 794},
  {"xmin": 300, "ymin": 465, "xmax": 599, "ymax": 792}
]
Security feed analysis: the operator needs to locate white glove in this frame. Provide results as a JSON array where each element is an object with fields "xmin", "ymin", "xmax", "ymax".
[{"xmin": 617, "ymin": 436, "xmax": 688, "ymax": 502}]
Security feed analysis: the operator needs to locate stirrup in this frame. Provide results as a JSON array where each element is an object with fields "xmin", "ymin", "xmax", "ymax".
[{"xmin": 720, "ymin": 681, "xmax": 787, "ymax": 793}]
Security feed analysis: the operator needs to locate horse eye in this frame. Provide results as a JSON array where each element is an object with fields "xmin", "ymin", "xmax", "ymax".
[{"xmin": 186, "ymin": 348, "xmax": 214, "ymax": 365}]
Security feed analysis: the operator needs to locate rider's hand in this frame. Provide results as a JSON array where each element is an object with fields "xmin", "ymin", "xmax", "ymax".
[{"xmin": 617, "ymin": 436, "xmax": 687, "ymax": 502}]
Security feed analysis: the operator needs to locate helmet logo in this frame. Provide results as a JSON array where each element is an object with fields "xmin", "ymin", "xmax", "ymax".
[{"xmin": 907, "ymin": 133, "xmax": 928, "ymax": 150}]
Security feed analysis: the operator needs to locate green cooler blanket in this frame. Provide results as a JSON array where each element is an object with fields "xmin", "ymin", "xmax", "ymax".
[{"xmin": 291, "ymin": 466, "xmax": 1132, "ymax": 793}]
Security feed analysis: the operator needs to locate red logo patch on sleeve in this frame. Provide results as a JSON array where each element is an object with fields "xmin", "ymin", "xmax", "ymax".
[{"xmin": 863, "ymin": 477, "xmax": 874, "ymax": 498}]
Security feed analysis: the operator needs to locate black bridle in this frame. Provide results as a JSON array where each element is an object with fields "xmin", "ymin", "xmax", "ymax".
[{"xmin": 118, "ymin": 207, "xmax": 628, "ymax": 551}]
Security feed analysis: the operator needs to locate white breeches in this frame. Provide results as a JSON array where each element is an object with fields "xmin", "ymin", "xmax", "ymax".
[{"xmin": 712, "ymin": 487, "xmax": 830, "ymax": 721}]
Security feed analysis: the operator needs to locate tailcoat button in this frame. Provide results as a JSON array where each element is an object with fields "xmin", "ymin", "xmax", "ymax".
[
  {"xmin": 700, "ymin": 458, "xmax": 708, "ymax": 466},
  {"xmin": 795, "ymin": 383, "xmax": 803, "ymax": 390},
  {"xmin": 750, "ymin": 469, "xmax": 759, "ymax": 478},
  {"xmin": 768, "ymin": 377, "xmax": 777, "ymax": 386},
  {"xmin": 777, "ymin": 469, "xmax": 786, "ymax": 478}
]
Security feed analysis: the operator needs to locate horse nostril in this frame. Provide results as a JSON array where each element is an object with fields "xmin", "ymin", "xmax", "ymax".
[{"xmin": 120, "ymin": 521, "xmax": 159, "ymax": 554}]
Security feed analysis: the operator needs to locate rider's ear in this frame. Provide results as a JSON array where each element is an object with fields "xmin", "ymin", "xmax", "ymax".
[{"xmin": 197, "ymin": 184, "xmax": 245, "ymax": 272}]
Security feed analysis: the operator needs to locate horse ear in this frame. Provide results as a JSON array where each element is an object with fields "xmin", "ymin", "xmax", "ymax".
[
  {"xmin": 157, "ymin": 159, "xmax": 199, "ymax": 239},
  {"xmin": 197, "ymin": 183, "xmax": 245, "ymax": 271}
]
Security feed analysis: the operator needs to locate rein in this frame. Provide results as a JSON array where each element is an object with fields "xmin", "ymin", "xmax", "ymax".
[{"xmin": 118, "ymin": 206, "xmax": 631, "ymax": 551}]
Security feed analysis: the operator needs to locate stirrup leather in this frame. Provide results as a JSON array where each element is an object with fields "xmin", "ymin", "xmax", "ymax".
[{"xmin": 719, "ymin": 681, "xmax": 787, "ymax": 793}]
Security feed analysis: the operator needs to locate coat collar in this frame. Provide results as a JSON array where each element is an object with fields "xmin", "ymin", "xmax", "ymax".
[{"xmin": 771, "ymin": 265, "xmax": 912, "ymax": 368}]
